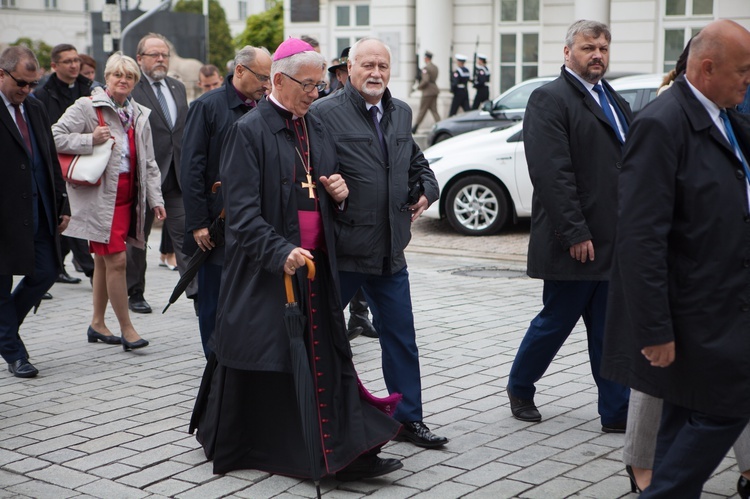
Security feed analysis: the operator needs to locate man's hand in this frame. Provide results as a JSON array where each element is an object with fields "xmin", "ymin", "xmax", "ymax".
[
  {"xmin": 409, "ymin": 194, "xmax": 429, "ymax": 222},
  {"xmin": 58, "ymin": 215, "xmax": 70, "ymax": 233},
  {"xmin": 318, "ymin": 174, "xmax": 348, "ymax": 204},
  {"xmin": 193, "ymin": 227, "xmax": 215, "ymax": 252},
  {"xmin": 641, "ymin": 342, "xmax": 676, "ymax": 367},
  {"xmin": 569, "ymin": 240, "xmax": 595, "ymax": 263},
  {"xmin": 284, "ymin": 247, "xmax": 314, "ymax": 275}
]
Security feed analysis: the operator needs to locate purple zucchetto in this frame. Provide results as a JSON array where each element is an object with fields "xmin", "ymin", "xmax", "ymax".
[{"xmin": 273, "ymin": 37, "xmax": 315, "ymax": 61}]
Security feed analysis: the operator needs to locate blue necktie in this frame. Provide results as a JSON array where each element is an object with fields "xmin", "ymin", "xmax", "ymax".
[
  {"xmin": 154, "ymin": 81, "xmax": 173, "ymax": 129},
  {"xmin": 593, "ymin": 83, "xmax": 624, "ymax": 144},
  {"xmin": 720, "ymin": 110, "xmax": 750, "ymax": 182},
  {"xmin": 370, "ymin": 106, "xmax": 388, "ymax": 163}
]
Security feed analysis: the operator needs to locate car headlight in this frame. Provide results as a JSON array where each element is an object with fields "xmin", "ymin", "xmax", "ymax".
[{"xmin": 426, "ymin": 157, "xmax": 442, "ymax": 165}]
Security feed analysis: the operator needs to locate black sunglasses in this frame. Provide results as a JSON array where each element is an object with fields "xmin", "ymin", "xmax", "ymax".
[
  {"xmin": 281, "ymin": 72, "xmax": 327, "ymax": 93},
  {"xmin": 3, "ymin": 70, "xmax": 39, "ymax": 89}
]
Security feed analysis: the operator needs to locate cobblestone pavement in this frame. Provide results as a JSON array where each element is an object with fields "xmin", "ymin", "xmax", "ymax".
[{"xmin": 0, "ymin": 222, "xmax": 743, "ymax": 498}]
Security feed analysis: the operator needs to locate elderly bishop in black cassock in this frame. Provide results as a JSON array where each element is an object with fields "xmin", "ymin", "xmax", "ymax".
[{"xmin": 189, "ymin": 38, "xmax": 403, "ymax": 485}]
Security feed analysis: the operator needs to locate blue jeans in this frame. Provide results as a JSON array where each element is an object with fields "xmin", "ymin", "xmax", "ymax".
[{"xmin": 339, "ymin": 267, "xmax": 423, "ymax": 422}]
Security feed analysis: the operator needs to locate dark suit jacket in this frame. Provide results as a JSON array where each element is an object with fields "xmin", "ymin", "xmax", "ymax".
[
  {"xmin": 602, "ymin": 76, "xmax": 750, "ymax": 418},
  {"xmin": 524, "ymin": 66, "xmax": 633, "ymax": 280},
  {"xmin": 181, "ymin": 76, "xmax": 253, "ymax": 260},
  {"xmin": 0, "ymin": 96, "xmax": 67, "ymax": 275},
  {"xmin": 131, "ymin": 75, "xmax": 188, "ymax": 189}
]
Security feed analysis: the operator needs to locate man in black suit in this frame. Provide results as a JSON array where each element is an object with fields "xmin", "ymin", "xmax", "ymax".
[
  {"xmin": 506, "ymin": 20, "xmax": 631, "ymax": 432},
  {"xmin": 602, "ymin": 20, "xmax": 750, "ymax": 497},
  {"xmin": 127, "ymin": 33, "xmax": 190, "ymax": 314},
  {"xmin": 0, "ymin": 46, "xmax": 69, "ymax": 378},
  {"xmin": 182, "ymin": 45, "xmax": 271, "ymax": 357}
]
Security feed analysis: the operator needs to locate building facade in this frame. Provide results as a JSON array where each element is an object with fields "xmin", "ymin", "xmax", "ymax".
[
  {"xmin": 0, "ymin": 0, "xmax": 266, "ymax": 57},
  {"xmin": 284, "ymin": 0, "xmax": 750, "ymax": 109}
]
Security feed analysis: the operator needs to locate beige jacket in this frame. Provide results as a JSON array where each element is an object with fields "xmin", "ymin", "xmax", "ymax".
[{"xmin": 52, "ymin": 87, "xmax": 164, "ymax": 249}]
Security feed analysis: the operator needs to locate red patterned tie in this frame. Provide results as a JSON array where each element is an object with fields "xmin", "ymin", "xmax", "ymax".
[{"xmin": 12, "ymin": 103, "xmax": 33, "ymax": 158}]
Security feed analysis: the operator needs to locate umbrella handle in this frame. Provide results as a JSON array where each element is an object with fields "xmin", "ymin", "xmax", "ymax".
[{"xmin": 284, "ymin": 257, "xmax": 316, "ymax": 304}]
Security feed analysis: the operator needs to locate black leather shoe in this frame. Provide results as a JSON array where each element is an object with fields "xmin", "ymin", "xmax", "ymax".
[
  {"xmin": 738, "ymin": 475, "xmax": 750, "ymax": 499},
  {"xmin": 507, "ymin": 387, "xmax": 542, "ymax": 422},
  {"xmin": 349, "ymin": 313, "xmax": 378, "ymax": 338},
  {"xmin": 42, "ymin": 292, "xmax": 52, "ymax": 300},
  {"xmin": 347, "ymin": 326, "xmax": 363, "ymax": 341},
  {"xmin": 602, "ymin": 421, "xmax": 626, "ymax": 433},
  {"xmin": 335, "ymin": 455, "xmax": 403, "ymax": 482},
  {"xmin": 128, "ymin": 294, "xmax": 152, "ymax": 314},
  {"xmin": 394, "ymin": 421, "xmax": 448, "ymax": 448},
  {"xmin": 56, "ymin": 272, "xmax": 81, "ymax": 284},
  {"xmin": 8, "ymin": 358, "xmax": 38, "ymax": 378},
  {"xmin": 87, "ymin": 326, "xmax": 121, "ymax": 345},
  {"xmin": 122, "ymin": 336, "xmax": 149, "ymax": 351}
]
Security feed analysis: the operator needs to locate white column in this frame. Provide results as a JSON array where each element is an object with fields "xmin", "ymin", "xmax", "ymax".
[
  {"xmin": 574, "ymin": 0, "xmax": 610, "ymax": 25},
  {"xmin": 415, "ymin": 0, "xmax": 453, "ymax": 89}
]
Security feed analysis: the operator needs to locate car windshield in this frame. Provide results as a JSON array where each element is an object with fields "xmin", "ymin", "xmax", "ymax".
[{"xmin": 493, "ymin": 80, "xmax": 548, "ymax": 111}]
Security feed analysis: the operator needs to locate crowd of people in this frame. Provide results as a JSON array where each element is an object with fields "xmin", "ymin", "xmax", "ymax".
[{"xmin": 2, "ymin": 18, "xmax": 750, "ymax": 496}]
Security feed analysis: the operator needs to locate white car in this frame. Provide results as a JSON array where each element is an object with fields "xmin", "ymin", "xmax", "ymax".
[{"xmin": 423, "ymin": 73, "xmax": 665, "ymax": 236}]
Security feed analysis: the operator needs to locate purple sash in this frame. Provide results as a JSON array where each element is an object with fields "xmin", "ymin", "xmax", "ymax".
[{"xmin": 298, "ymin": 210, "xmax": 325, "ymax": 250}]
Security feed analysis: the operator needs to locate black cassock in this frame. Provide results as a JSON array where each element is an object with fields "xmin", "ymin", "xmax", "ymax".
[{"xmin": 190, "ymin": 99, "xmax": 400, "ymax": 477}]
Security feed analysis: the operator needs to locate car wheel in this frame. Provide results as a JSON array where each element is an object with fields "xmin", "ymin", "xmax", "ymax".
[
  {"xmin": 444, "ymin": 175, "xmax": 510, "ymax": 236},
  {"xmin": 433, "ymin": 132, "xmax": 452, "ymax": 144}
]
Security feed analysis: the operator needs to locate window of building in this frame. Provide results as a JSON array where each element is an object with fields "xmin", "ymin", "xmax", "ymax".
[
  {"xmin": 501, "ymin": 0, "xmax": 539, "ymax": 22},
  {"xmin": 45, "ymin": 0, "xmax": 58, "ymax": 8},
  {"xmin": 665, "ymin": 0, "xmax": 713, "ymax": 16},
  {"xmin": 238, "ymin": 0, "xmax": 247, "ymax": 19},
  {"xmin": 662, "ymin": 27, "xmax": 702, "ymax": 72},
  {"xmin": 498, "ymin": 32, "xmax": 538, "ymax": 92},
  {"xmin": 1, "ymin": 0, "xmax": 17, "ymax": 6},
  {"xmin": 336, "ymin": 3, "xmax": 369, "ymax": 27},
  {"xmin": 290, "ymin": 0, "xmax": 320, "ymax": 23}
]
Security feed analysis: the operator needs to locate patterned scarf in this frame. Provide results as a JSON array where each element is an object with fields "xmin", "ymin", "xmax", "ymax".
[{"xmin": 105, "ymin": 89, "xmax": 135, "ymax": 131}]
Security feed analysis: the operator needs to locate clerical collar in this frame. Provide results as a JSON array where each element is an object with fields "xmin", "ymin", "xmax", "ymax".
[
  {"xmin": 268, "ymin": 93, "xmax": 300, "ymax": 120},
  {"xmin": 231, "ymin": 83, "xmax": 256, "ymax": 108}
]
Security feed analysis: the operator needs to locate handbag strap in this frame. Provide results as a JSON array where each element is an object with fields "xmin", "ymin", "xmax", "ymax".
[{"xmin": 95, "ymin": 107, "xmax": 106, "ymax": 127}]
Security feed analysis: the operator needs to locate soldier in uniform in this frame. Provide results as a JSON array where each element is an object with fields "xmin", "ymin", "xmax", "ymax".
[
  {"xmin": 412, "ymin": 51, "xmax": 440, "ymax": 133},
  {"xmin": 472, "ymin": 54, "xmax": 491, "ymax": 109},
  {"xmin": 449, "ymin": 54, "xmax": 471, "ymax": 116}
]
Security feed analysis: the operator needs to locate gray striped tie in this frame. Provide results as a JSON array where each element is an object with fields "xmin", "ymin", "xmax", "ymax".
[{"xmin": 153, "ymin": 81, "xmax": 173, "ymax": 129}]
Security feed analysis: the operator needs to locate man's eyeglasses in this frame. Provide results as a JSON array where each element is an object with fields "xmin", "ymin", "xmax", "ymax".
[
  {"xmin": 281, "ymin": 72, "xmax": 326, "ymax": 93},
  {"xmin": 3, "ymin": 70, "xmax": 39, "ymax": 89},
  {"xmin": 140, "ymin": 52, "xmax": 171, "ymax": 59},
  {"xmin": 240, "ymin": 64, "xmax": 270, "ymax": 83}
]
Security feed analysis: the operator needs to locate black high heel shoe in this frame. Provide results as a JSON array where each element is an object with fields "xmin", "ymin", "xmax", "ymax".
[
  {"xmin": 738, "ymin": 476, "xmax": 750, "ymax": 499},
  {"xmin": 87, "ymin": 326, "xmax": 121, "ymax": 345},
  {"xmin": 121, "ymin": 336, "xmax": 149, "ymax": 351},
  {"xmin": 626, "ymin": 465, "xmax": 641, "ymax": 493}
]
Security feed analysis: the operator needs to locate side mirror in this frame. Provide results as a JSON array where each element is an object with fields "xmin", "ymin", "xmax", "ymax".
[{"xmin": 480, "ymin": 101, "xmax": 492, "ymax": 112}]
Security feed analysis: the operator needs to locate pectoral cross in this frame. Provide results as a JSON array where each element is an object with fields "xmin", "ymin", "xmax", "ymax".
[{"xmin": 301, "ymin": 173, "xmax": 317, "ymax": 199}]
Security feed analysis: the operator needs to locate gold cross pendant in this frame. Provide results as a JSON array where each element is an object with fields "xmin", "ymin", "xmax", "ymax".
[{"xmin": 301, "ymin": 173, "xmax": 317, "ymax": 199}]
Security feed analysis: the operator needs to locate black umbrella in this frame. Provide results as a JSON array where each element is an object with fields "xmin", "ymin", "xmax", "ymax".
[
  {"xmin": 284, "ymin": 258, "xmax": 322, "ymax": 499},
  {"xmin": 163, "ymin": 183, "xmax": 224, "ymax": 314}
]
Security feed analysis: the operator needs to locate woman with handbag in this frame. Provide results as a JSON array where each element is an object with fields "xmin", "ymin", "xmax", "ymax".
[{"xmin": 53, "ymin": 52, "xmax": 165, "ymax": 351}]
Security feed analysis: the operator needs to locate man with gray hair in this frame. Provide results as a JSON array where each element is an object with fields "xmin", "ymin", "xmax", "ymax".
[
  {"xmin": 505, "ymin": 19, "xmax": 631, "ymax": 432},
  {"xmin": 181, "ymin": 45, "xmax": 272, "ymax": 358},
  {"xmin": 310, "ymin": 37, "xmax": 447, "ymax": 449},
  {"xmin": 190, "ymin": 38, "xmax": 403, "ymax": 483},
  {"xmin": 127, "ymin": 32, "xmax": 190, "ymax": 314},
  {"xmin": 0, "ymin": 46, "xmax": 70, "ymax": 378}
]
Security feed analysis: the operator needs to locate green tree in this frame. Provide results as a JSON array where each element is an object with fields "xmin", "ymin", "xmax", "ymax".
[
  {"xmin": 235, "ymin": 0, "xmax": 283, "ymax": 52},
  {"xmin": 11, "ymin": 37, "xmax": 53, "ymax": 70},
  {"xmin": 173, "ymin": 0, "xmax": 234, "ymax": 70}
]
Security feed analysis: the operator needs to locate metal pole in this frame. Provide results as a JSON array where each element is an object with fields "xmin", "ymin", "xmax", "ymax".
[{"xmin": 203, "ymin": 0, "xmax": 209, "ymax": 63}]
